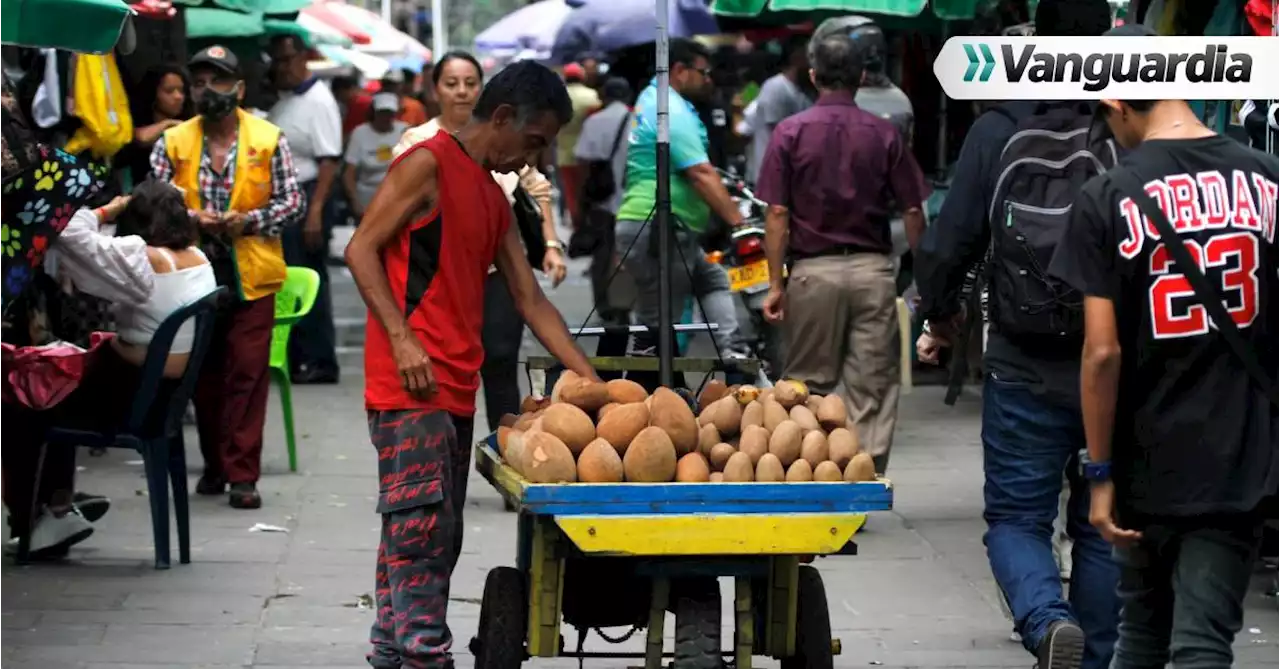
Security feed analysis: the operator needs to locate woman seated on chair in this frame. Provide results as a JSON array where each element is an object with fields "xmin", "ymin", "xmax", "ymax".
[{"xmin": 2, "ymin": 178, "xmax": 216, "ymax": 559}]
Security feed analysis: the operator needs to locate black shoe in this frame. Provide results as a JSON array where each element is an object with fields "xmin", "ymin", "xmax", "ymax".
[
  {"xmin": 228, "ymin": 483, "xmax": 262, "ymax": 509},
  {"xmin": 1035, "ymin": 620, "xmax": 1084, "ymax": 669},
  {"xmin": 292, "ymin": 365, "xmax": 339, "ymax": 385},
  {"xmin": 196, "ymin": 474, "xmax": 226, "ymax": 496},
  {"xmin": 72, "ymin": 493, "xmax": 111, "ymax": 523}
]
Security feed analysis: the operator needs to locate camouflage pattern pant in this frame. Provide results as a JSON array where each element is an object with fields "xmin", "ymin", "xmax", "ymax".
[{"xmin": 367, "ymin": 409, "xmax": 475, "ymax": 669}]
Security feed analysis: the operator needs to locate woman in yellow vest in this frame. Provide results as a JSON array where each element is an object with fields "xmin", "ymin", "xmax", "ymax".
[{"xmin": 148, "ymin": 45, "xmax": 304, "ymax": 509}]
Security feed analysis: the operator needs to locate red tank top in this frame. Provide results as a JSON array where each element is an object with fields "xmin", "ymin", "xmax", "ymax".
[{"xmin": 363, "ymin": 132, "xmax": 512, "ymax": 415}]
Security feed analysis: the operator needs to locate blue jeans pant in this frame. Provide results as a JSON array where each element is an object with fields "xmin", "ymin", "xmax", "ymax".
[
  {"xmin": 982, "ymin": 375, "xmax": 1120, "ymax": 669},
  {"xmin": 1110, "ymin": 519, "xmax": 1261, "ymax": 669}
]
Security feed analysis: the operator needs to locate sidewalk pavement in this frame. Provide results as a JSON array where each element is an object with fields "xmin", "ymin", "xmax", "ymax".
[{"xmin": 3, "ymin": 374, "xmax": 1276, "ymax": 669}]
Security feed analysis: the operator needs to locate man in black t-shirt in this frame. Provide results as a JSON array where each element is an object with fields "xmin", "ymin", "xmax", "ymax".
[{"xmin": 1050, "ymin": 87, "xmax": 1278, "ymax": 667}]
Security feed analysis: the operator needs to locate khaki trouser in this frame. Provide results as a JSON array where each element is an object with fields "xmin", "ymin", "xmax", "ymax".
[{"xmin": 783, "ymin": 254, "xmax": 901, "ymax": 473}]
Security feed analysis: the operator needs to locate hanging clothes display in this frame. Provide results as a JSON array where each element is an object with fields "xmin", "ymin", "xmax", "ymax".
[
  {"xmin": 1244, "ymin": 0, "xmax": 1274, "ymax": 36},
  {"xmin": 63, "ymin": 52, "xmax": 133, "ymax": 159}
]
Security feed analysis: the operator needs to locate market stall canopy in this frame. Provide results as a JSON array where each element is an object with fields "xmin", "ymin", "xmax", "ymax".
[
  {"xmin": 551, "ymin": 0, "xmax": 719, "ymax": 65},
  {"xmin": 300, "ymin": 1, "xmax": 372, "ymax": 44},
  {"xmin": 266, "ymin": 16, "xmax": 351, "ymax": 46},
  {"xmin": 1, "ymin": 0, "xmax": 133, "ymax": 53},
  {"xmin": 171, "ymin": 0, "xmax": 309, "ymax": 13},
  {"xmin": 475, "ymin": 0, "xmax": 572, "ymax": 57},
  {"xmin": 316, "ymin": 1, "xmax": 430, "ymax": 59},
  {"xmin": 315, "ymin": 44, "xmax": 390, "ymax": 78},
  {"xmin": 710, "ymin": 0, "xmax": 981, "ymax": 23}
]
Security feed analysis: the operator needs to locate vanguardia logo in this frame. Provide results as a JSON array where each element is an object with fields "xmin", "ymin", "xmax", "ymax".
[{"xmin": 933, "ymin": 37, "xmax": 1279, "ymax": 101}]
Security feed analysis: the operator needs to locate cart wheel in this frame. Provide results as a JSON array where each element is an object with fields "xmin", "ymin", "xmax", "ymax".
[
  {"xmin": 673, "ymin": 578, "xmax": 722, "ymax": 669},
  {"xmin": 475, "ymin": 566, "xmax": 528, "ymax": 669},
  {"xmin": 780, "ymin": 566, "xmax": 833, "ymax": 669}
]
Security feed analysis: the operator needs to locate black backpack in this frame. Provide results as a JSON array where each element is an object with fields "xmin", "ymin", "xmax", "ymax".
[{"xmin": 987, "ymin": 102, "xmax": 1117, "ymax": 345}]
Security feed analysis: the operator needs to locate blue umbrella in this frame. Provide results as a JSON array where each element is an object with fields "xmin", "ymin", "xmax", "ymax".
[
  {"xmin": 551, "ymin": 0, "xmax": 718, "ymax": 65},
  {"xmin": 475, "ymin": 0, "xmax": 572, "ymax": 55}
]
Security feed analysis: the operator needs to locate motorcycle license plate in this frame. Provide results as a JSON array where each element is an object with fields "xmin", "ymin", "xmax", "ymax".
[{"xmin": 728, "ymin": 260, "xmax": 770, "ymax": 294}]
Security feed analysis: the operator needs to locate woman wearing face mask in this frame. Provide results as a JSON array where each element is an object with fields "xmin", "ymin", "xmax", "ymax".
[
  {"xmin": 118, "ymin": 65, "xmax": 192, "ymax": 190},
  {"xmin": 148, "ymin": 45, "xmax": 305, "ymax": 510},
  {"xmin": 393, "ymin": 51, "xmax": 568, "ymax": 433}
]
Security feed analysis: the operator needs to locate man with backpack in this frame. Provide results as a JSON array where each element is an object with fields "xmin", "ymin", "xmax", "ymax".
[
  {"xmin": 573, "ymin": 76, "xmax": 632, "ymax": 324},
  {"xmin": 913, "ymin": 1, "xmax": 1121, "ymax": 667},
  {"xmin": 1048, "ymin": 25, "xmax": 1278, "ymax": 666}
]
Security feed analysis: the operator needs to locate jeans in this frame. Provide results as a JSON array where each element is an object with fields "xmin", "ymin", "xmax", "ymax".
[
  {"xmin": 982, "ymin": 374, "xmax": 1120, "ymax": 669},
  {"xmin": 480, "ymin": 272, "xmax": 524, "ymax": 433},
  {"xmin": 1110, "ymin": 519, "xmax": 1262, "ymax": 669},
  {"xmin": 282, "ymin": 179, "xmax": 338, "ymax": 376},
  {"xmin": 614, "ymin": 218, "xmax": 744, "ymax": 357}
]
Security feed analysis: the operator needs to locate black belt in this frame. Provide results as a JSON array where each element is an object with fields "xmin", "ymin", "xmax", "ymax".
[{"xmin": 792, "ymin": 245, "xmax": 881, "ymax": 261}]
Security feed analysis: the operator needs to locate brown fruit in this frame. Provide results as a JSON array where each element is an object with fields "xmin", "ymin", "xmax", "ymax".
[
  {"xmin": 521, "ymin": 395, "xmax": 551, "ymax": 413},
  {"xmin": 709, "ymin": 472, "xmax": 725, "ymax": 483},
  {"xmin": 789, "ymin": 405, "xmax": 821, "ymax": 432},
  {"xmin": 773, "ymin": 379, "xmax": 810, "ymax": 409},
  {"xmin": 650, "ymin": 387, "xmax": 699, "ymax": 455},
  {"xmin": 675, "ymin": 453, "xmax": 712, "ymax": 482},
  {"xmin": 550, "ymin": 370, "xmax": 580, "ymax": 403},
  {"xmin": 523, "ymin": 432, "xmax": 578, "ymax": 483},
  {"xmin": 541, "ymin": 403, "xmax": 597, "ymax": 456},
  {"xmin": 762, "ymin": 399, "xmax": 790, "ymax": 432},
  {"xmin": 799, "ymin": 431, "xmax": 829, "ymax": 468},
  {"xmin": 499, "ymin": 413, "xmax": 520, "ymax": 428},
  {"xmin": 497, "ymin": 426, "xmax": 515, "ymax": 457},
  {"xmin": 561, "ymin": 380, "xmax": 612, "ymax": 412},
  {"xmin": 597, "ymin": 402, "xmax": 620, "ymax": 420},
  {"xmin": 623, "ymin": 426, "xmax": 678, "ymax": 482},
  {"xmin": 606, "ymin": 378, "xmax": 649, "ymax": 404},
  {"xmin": 697, "ymin": 380, "xmax": 730, "ymax": 413},
  {"xmin": 698, "ymin": 423, "xmax": 721, "ymax": 457},
  {"xmin": 759, "ymin": 387, "xmax": 775, "ymax": 404},
  {"xmin": 512, "ymin": 410, "xmax": 542, "ymax": 432},
  {"xmin": 768, "ymin": 420, "xmax": 804, "ymax": 467},
  {"xmin": 722, "ymin": 452, "xmax": 755, "ymax": 482},
  {"xmin": 813, "ymin": 461, "xmax": 843, "ymax": 482},
  {"xmin": 786, "ymin": 459, "xmax": 814, "ymax": 482},
  {"xmin": 740, "ymin": 401, "xmax": 764, "ymax": 432},
  {"xmin": 738, "ymin": 425, "xmax": 770, "ymax": 464},
  {"xmin": 816, "ymin": 394, "xmax": 849, "ymax": 431},
  {"xmin": 505, "ymin": 431, "xmax": 529, "ymax": 472},
  {"xmin": 595, "ymin": 402, "xmax": 650, "ymax": 454},
  {"xmin": 698, "ymin": 395, "xmax": 743, "ymax": 438},
  {"xmin": 804, "ymin": 394, "xmax": 823, "ymax": 414},
  {"xmin": 732, "ymin": 385, "xmax": 761, "ymax": 405},
  {"xmin": 709, "ymin": 443, "xmax": 736, "ymax": 471},
  {"xmin": 755, "ymin": 453, "xmax": 785, "ymax": 482},
  {"xmin": 844, "ymin": 453, "xmax": 877, "ymax": 482},
  {"xmin": 827, "ymin": 428, "xmax": 859, "ymax": 469},
  {"xmin": 578, "ymin": 438, "xmax": 625, "ymax": 483}
]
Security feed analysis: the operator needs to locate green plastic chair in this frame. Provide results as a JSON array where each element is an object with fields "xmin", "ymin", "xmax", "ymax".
[{"xmin": 269, "ymin": 266, "xmax": 321, "ymax": 472}]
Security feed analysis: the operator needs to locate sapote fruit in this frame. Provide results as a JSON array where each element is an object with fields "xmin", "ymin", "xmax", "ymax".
[
  {"xmin": 675, "ymin": 452, "xmax": 711, "ymax": 482},
  {"xmin": 767, "ymin": 420, "xmax": 804, "ymax": 467},
  {"xmin": 523, "ymin": 432, "xmax": 578, "ymax": 483},
  {"xmin": 697, "ymin": 380, "xmax": 730, "ymax": 413},
  {"xmin": 816, "ymin": 394, "xmax": 849, "ymax": 431},
  {"xmin": 722, "ymin": 451, "xmax": 755, "ymax": 482},
  {"xmin": 578, "ymin": 438, "xmax": 624, "ymax": 483},
  {"xmin": 540, "ymin": 403, "xmax": 597, "ymax": 456},
  {"xmin": 698, "ymin": 395, "xmax": 742, "ymax": 438},
  {"xmin": 649, "ymin": 387, "xmax": 699, "ymax": 455},
  {"xmin": 606, "ymin": 378, "xmax": 649, "ymax": 404},
  {"xmin": 827, "ymin": 428, "xmax": 859, "ymax": 470},
  {"xmin": 844, "ymin": 452, "xmax": 877, "ymax": 482},
  {"xmin": 623, "ymin": 426, "xmax": 678, "ymax": 482},
  {"xmin": 595, "ymin": 402, "xmax": 650, "ymax": 454}
]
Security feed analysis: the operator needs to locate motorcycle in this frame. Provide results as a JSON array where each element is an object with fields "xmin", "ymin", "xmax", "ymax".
[{"xmin": 707, "ymin": 169, "xmax": 783, "ymax": 381}]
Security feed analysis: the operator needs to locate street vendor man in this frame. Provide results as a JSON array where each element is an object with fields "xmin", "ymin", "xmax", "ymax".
[
  {"xmin": 344, "ymin": 61, "xmax": 599, "ymax": 669},
  {"xmin": 150, "ymin": 45, "xmax": 304, "ymax": 510}
]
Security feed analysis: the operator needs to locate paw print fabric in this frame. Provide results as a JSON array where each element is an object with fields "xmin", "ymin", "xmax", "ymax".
[{"xmin": 2, "ymin": 141, "xmax": 110, "ymax": 303}]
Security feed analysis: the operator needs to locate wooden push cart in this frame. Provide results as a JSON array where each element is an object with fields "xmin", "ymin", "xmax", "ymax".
[{"xmin": 471, "ymin": 436, "xmax": 894, "ymax": 669}]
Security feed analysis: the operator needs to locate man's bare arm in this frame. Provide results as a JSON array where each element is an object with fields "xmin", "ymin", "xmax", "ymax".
[
  {"xmin": 344, "ymin": 149, "xmax": 437, "ymax": 344},
  {"xmin": 902, "ymin": 207, "xmax": 925, "ymax": 254},
  {"xmin": 1080, "ymin": 296, "xmax": 1122, "ymax": 464},
  {"xmin": 685, "ymin": 162, "xmax": 743, "ymax": 227},
  {"xmin": 765, "ymin": 204, "xmax": 789, "ymax": 288},
  {"xmin": 494, "ymin": 225, "xmax": 600, "ymax": 382}
]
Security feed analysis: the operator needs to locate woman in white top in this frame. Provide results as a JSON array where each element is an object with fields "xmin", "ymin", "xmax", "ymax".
[
  {"xmin": 3, "ymin": 179, "xmax": 216, "ymax": 558},
  {"xmin": 392, "ymin": 51, "xmax": 568, "ymax": 433}
]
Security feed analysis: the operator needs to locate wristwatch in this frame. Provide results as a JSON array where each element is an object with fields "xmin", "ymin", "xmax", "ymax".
[
  {"xmin": 545, "ymin": 239, "xmax": 565, "ymax": 252},
  {"xmin": 1079, "ymin": 449, "xmax": 1111, "ymax": 483}
]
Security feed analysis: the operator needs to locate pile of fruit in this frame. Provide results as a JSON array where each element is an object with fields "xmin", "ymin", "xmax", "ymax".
[{"xmin": 495, "ymin": 371, "xmax": 877, "ymax": 485}]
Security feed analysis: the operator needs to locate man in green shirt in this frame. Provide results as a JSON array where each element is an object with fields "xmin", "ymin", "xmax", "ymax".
[{"xmin": 615, "ymin": 38, "xmax": 747, "ymax": 358}]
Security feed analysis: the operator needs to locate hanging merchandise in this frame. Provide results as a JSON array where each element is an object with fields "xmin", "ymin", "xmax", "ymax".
[
  {"xmin": 1244, "ymin": 0, "xmax": 1274, "ymax": 36},
  {"xmin": 63, "ymin": 52, "xmax": 134, "ymax": 159}
]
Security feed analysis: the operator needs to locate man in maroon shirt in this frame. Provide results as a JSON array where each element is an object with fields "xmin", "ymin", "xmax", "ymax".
[
  {"xmin": 755, "ymin": 34, "xmax": 926, "ymax": 474},
  {"xmin": 344, "ymin": 62, "xmax": 598, "ymax": 669}
]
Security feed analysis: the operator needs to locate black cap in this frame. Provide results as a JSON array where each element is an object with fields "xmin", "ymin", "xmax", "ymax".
[
  {"xmin": 601, "ymin": 76, "xmax": 632, "ymax": 102},
  {"xmin": 189, "ymin": 45, "xmax": 241, "ymax": 78},
  {"xmin": 1103, "ymin": 23, "xmax": 1159, "ymax": 37}
]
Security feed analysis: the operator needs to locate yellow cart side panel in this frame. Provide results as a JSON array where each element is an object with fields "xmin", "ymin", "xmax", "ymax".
[{"xmin": 554, "ymin": 513, "xmax": 867, "ymax": 556}]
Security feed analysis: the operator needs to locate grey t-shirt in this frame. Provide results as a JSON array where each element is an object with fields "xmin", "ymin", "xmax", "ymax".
[
  {"xmin": 856, "ymin": 81, "xmax": 914, "ymax": 145},
  {"xmin": 573, "ymin": 101, "xmax": 632, "ymax": 214},
  {"xmin": 344, "ymin": 120, "xmax": 408, "ymax": 213},
  {"xmin": 746, "ymin": 74, "xmax": 811, "ymax": 184}
]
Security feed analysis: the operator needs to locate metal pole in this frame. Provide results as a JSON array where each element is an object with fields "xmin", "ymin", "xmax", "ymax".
[
  {"xmin": 654, "ymin": 0, "xmax": 674, "ymax": 387},
  {"xmin": 431, "ymin": 0, "xmax": 447, "ymax": 59},
  {"xmin": 380, "ymin": 0, "xmax": 391, "ymax": 26}
]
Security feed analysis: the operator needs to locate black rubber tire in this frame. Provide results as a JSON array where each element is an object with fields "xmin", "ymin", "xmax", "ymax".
[
  {"xmin": 474, "ymin": 566, "xmax": 527, "ymax": 669},
  {"xmin": 780, "ymin": 566, "xmax": 833, "ymax": 669},
  {"xmin": 673, "ymin": 578, "xmax": 722, "ymax": 669}
]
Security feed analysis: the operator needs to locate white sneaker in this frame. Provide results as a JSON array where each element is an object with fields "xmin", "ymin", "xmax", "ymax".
[{"xmin": 27, "ymin": 507, "xmax": 94, "ymax": 555}]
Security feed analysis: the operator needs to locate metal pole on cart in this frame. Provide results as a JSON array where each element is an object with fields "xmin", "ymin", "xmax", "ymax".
[{"xmin": 654, "ymin": 0, "xmax": 675, "ymax": 388}]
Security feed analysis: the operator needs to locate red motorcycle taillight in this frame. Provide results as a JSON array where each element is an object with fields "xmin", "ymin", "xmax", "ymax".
[{"xmin": 735, "ymin": 236, "xmax": 763, "ymax": 258}]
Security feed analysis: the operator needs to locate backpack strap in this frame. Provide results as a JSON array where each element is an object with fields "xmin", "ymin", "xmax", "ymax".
[{"xmin": 1110, "ymin": 169, "xmax": 1278, "ymax": 406}]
